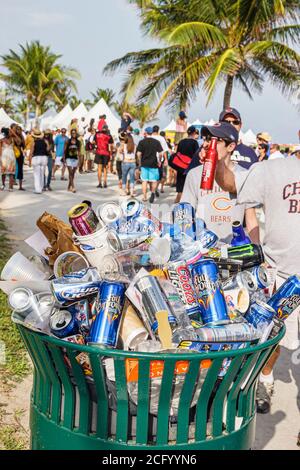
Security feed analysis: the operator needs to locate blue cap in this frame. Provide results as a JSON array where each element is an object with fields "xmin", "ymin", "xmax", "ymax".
[{"xmin": 145, "ymin": 127, "xmax": 153, "ymax": 135}]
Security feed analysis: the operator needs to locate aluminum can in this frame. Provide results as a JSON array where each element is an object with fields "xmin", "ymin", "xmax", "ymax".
[
  {"xmin": 222, "ymin": 271, "xmax": 257, "ymax": 292},
  {"xmin": 245, "ymin": 300, "xmax": 275, "ymax": 328},
  {"xmin": 268, "ymin": 275, "xmax": 300, "ymax": 321},
  {"xmin": 197, "ymin": 229, "xmax": 219, "ymax": 250},
  {"xmin": 68, "ymin": 299, "xmax": 90, "ymax": 334},
  {"xmin": 121, "ymin": 198, "xmax": 162, "ymax": 235},
  {"xmin": 247, "ymin": 265, "xmax": 270, "ymax": 289},
  {"xmin": 51, "ymin": 269, "xmax": 102, "ymax": 305},
  {"xmin": 178, "ymin": 340, "xmax": 248, "ymax": 353},
  {"xmin": 97, "ymin": 202, "xmax": 123, "ymax": 225},
  {"xmin": 8, "ymin": 288, "xmax": 35, "ymax": 316},
  {"xmin": 227, "ymin": 244, "xmax": 265, "ymax": 269},
  {"xmin": 189, "ymin": 259, "xmax": 230, "ymax": 326},
  {"xmin": 88, "ymin": 281, "xmax": 126, "ymax": 348},
  {"xmin": 200, "ymin": 137, "xmax": 218, "ymax": 191},
  {"xmin": 167, "ymin": 260, "xmax": 201, "ymax": 317},
  {"xmin": 68, "ymin": 203, "xmax": 100, "ymax": 236},
  {"xmin": 135, "ymin": 275, "xmax": 177, "ymax": 333},
  {"xmin": 50, "ymin": 309, "xmax": 79, "ymax": 338},
  {"xmin": 193, "ymin": 322, "xmax": 259, "ymax": 342},
  {"xmin": 172, "ymin": 203, "xmax": 196, "ymax": 241}
]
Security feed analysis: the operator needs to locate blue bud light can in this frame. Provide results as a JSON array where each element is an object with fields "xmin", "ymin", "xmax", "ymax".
[
  {"xmin": 268, "ymin": 275, "xmax": 300, "ymax": 321},
  {"xmin": 88, "ymin": 281, "xmax": 126, "ymax": 348},
  {"xmin": 51, "ymin": 278, "xmax": 102, "ymax": 305},
  {"xmin": 189, "ymin": 259, "xmax": 230, "ymax": 326},
  {"xmin": 197, "ymin": 228, "xmax": 219, "ymax": 250},
  {"xmin": 172, "ymin": 203, "xmax": 196, "ymax": 240},
  {"xmin": 245, "ymin": 300, "xmax": 275, "ymax": 328},
  {"xmin": 121, "ymin": 198, "xmax": 162, "ymax": 235},
  {"xmin": 50, "ymin": 309, "xmax": 79, "ymax": 338}
]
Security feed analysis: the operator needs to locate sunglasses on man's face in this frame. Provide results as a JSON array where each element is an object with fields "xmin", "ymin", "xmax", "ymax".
[
  {"xmin": 203, "ymin": 135, "xmax": 231, "ymax": 145},
  {"xmin": 223, "ymin": 119, "xmax": 241, "ymax": 126}
]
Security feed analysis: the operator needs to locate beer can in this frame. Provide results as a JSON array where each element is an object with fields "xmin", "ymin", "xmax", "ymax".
[
  {"xmin": 194, "ymin": 322, "xmax": 259, "ymax": 343},
  {"xmin": 51, "ymin": 276, "xmax": 102, "ymax": 305},
  {"xmin": 121, "ymin": 198, "xmax": 162, "ymax": 235},
  {"xmin": 268, "ymin": 275, "xmax": 300, "ymax": 321},
  {"xmin": 50, "ymin": 309, "xmax": 79, "ymax": 338},
  {"xmin": 88, "ymin": 281, "xmax": 126, "ymax": 348},
  {"xmin": 197, "ymin": 229, "xmax": 219, "ymax": 250},
  {"xmin": 135, "ymin": 275, "xmax": 177, "ymax": 333},
  {"xmin": 222, "ymin": 271, "xmax": 257, "ymax": 292},
  {"xmin": 189, "ymin": 259, "xmax": 230, "ymax": 326},
  {"xmin": 167, "ymin": 260, "xmax": 201, "ymax": 318},
  {"xmin": 178, "ymin": 340, "xmax": 248, "ymax": 353},
  {"xmin": 248, "ymin": 265, "xmax": 270, "ymax": 289},
  {"xmin": 224, "ymin": 287, "xmax": 250, "ymax": 314},
  {"xmin": 9, "ymin": 288, "xmax": 35, "ymax": 316},
  {"xmin": 245, "ymin": 300, "xmax": 275, "ymax": 328},
  {"xmin": 68, "ymin": 299, "xmax": 90, "ymax": 334},
  {"xmin": 68, "ymin": 203, "xmax": 100, "ymax": 236},
  {"xmin": 172, "ymin": 203, "xmax": 196, "ymax": 241},
  {"xmin": 97, "ymin": 202, "xmax": 123, "ymax": 225}
]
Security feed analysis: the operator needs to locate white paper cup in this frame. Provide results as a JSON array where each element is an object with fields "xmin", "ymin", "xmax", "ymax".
[
  {"xmin": 74, "ymin": 226, "xmax": 121, "ymax": 251},
  {"xmin": 53, "ymin": 252, "xmax": 90, "ymax": 278},
  {"xmin": 1, "ymin": 252, "xmax": 48, "ymax": 281},
  {"xmin": 224, "ymin": 287, "xmax": 250, "ymax": 314},
  {"xmin": 80, "ymin": 245, "xmax": 114, "ymax": 271}
]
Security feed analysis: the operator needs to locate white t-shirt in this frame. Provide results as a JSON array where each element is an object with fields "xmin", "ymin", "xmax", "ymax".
[
  {"xmin": 181, "ymin": 166, "xmax": 246, "ymax": 243},
  {"xmin": 268, "ymin": 150, "xmax": 284, "ymax": 161},
  {"xmin": 234, "ymin": 156, "xmax": 300, "ymax": 279}
]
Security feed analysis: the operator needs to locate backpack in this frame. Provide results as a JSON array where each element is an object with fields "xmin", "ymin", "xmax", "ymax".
[{"xmin": 168, "ymin": 152, "xmax": 192, "ymax": 174}]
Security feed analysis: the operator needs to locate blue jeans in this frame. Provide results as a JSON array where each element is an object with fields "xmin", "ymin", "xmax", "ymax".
[
  {"xmin": 122, "ymin": 162, "xmax": 135, "ymax": 187},
  {"xmin": 44, "ymin": 157, "xmax": 53, "ymax": 188}
]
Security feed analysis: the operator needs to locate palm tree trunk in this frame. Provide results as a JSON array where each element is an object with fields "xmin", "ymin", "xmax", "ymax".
[
  {"xmin": 223, "ymin": 75, "xmax": 234, "ymax": 109},
  {"xmin": 35, "ymin": 103, "xmax": 41, "ymax": 119}
]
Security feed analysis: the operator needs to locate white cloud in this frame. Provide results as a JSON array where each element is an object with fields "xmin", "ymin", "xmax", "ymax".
[{"xmin": 27, "ymin": 12, "xmax": 70, "ymax": 27}]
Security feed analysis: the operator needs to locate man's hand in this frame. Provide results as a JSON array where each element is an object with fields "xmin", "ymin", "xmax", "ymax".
[{"xmin": 215, "ymin": 156, "xmax": 237, "ymax": 194}]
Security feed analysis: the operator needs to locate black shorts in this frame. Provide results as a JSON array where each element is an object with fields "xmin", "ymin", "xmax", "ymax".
[
  {"xmin": 95, "ymin": 154, "xmax": 110, "ymax": 166},
  {"xmin": 116, "ymin": 161, "xmax": 122, "ymax": 180},
  {"xmin": 176, "ymin": 172, "xmax": 186, "ymax": 193}
]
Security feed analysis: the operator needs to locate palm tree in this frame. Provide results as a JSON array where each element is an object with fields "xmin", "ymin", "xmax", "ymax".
[
  {"xmin": 90, "ymin": 88, "xmax": 116, "ymax": 107},
  {"xmin": 105, "ymin": 0, "xmax": 300, "ymax": 112},
  {"xmin": 0, "ymin": 41, "xmax": 80, "ymax": 122}
]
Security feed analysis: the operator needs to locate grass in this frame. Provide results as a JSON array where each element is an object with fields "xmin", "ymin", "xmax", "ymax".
[
  {"xmin": 0, "ymin": 408, "xmax": 28, "ymax": 450},
  {"xmin": 0, "ymin": 218, "xmax": 30, "ymax": 383}
]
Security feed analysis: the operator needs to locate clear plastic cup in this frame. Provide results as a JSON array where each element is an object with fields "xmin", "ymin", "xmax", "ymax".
[
  {"xmin": 53, "ymin": 252, "xmax": 90, "ymax": 278},
  {"xmin": 1, "ymin": 252, "xmax": 47, "ymax": 281}
]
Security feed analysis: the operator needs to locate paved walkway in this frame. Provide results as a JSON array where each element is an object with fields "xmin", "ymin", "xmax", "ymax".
[{"xmin": 0, "ymin": 166, "xmax": 299, "ymax": 450}]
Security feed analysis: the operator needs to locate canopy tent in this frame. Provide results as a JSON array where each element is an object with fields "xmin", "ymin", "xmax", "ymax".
[
  {"xmin": 26, "ymin": 107, "xmax": 57, "ymax": 131},
  {"xmin": 203, "ymin": 118, "xmax": 216, "ymax": 126},
  {"xmin": 49, "ymin": 104, "xmax": 72, "ymax": 130},
  {"xmin": 84, "ymin": 98, "xmax": 120, "ymax": 137},
  {"xmin": 69, "ymin": 102, "xmax": 87, "ymax": 122},
  {"xmin": 242, "ymin": 129, "xmax": 257, "ymax": 146},
  {"xmin": 192, "ymin": 119, "xmax": 203, "ymax": 126},
  {"xmin": 0, "ymin": 108, "xmax": 20, "ymax": 128},
  {"xmin": 164, "ymin": 120, "xmax": 176, "ymax": 132}
]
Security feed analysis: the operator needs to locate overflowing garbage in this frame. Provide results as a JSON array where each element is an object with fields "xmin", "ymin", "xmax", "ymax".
[{"xmin": 1, "ymin": 199, "xmax": 299, "ymax": 417}]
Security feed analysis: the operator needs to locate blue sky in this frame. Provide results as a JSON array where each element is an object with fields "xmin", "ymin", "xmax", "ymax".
[{"xmin": 0, "ymin": 0, "xmax": 299, "ymax": 142}]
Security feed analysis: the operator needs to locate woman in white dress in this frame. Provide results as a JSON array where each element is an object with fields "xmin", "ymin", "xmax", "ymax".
[{"xmin": 0, "ymin": 127, "xmax": 16, "ymax": 191}]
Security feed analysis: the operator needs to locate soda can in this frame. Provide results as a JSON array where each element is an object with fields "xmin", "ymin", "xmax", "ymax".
[
  {"xmin": 222, "ymin": 271, "xmax": 257, "ymax": 293},
  {"xmin": 97, "ymin": 202, "xmax": 123, "ymax": 225},
  {"xmin": 135, "ymin": 275, "xmax": 177, "ymax": 333},
  {"xmin": 172, "ymin": 203, "xmax": 196, "ymax": 241},
  {"xmin": 194, "ymin": 322, "xmax": 259, "ymax": 342},
  {"xmin": 9, "ymin": 288, "xmax": 36, "ymax": 317},
  {"xmin": 88, "ymin": 281, "xmax": 126, "ymax": 348},
  {"xmin": 268, "ymin": 275, "xmax": 300, "ymax": 321},
  {"xmin": 167, "ymin": 260, "xmax": 201, "ymax": 318},
  {"xmin": 189, "ymin": 259, "xmax": 230, "ymax": 326},
  {"xmin": 245, "ymin": 300, "xmax": 275, "ymax": 329},
  {"xmin": 224, "ymin": 287, "xmax": 250, "ymax": 314},
  {"xmin": 248, "ymin": 265, "xmax": 270, "ymax": 289},
  {"xmin": 51, "ymin": 274, "xmax": 102, "ymax": 305},
  {"xmin": 50, "ymin": 309, "xmax": 79, "ymax": 338},
  {"xmin": 121, "ymin": 198, "xmax": 162, "ymax": 235},
  {"xmin": 68, "ymin": 203, "xmax": 101, "ymax": 236}
]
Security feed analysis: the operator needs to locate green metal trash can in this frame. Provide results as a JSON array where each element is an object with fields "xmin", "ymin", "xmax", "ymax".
[{"xmin": 18, "ymin": 324, "xmax": 285, "ymax": 450}]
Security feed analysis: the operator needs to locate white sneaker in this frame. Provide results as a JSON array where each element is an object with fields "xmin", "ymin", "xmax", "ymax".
[{"xmin": 256, "ymin": 381, "xmax": 274, "ymax": 414}]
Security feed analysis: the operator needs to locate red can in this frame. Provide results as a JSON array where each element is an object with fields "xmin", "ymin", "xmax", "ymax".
[{"xmin": 200, "ymin": 137, "xmax": 218, "ymax": 191}]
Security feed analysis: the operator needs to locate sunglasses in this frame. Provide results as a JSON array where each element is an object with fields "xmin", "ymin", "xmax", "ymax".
[
  {"xmin": 223, "ymin": 119, "xmax": 241, "ymax": 126},
  {"xmin": 203, "ymin": 135, "xmax": 231, "ymax": 145}
]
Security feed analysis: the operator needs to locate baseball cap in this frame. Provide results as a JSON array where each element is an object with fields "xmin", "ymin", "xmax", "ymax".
[
  {"xmin": 187, "ymin": 125, "xmax": 197, "ymax": 134},
  {"xmin": 291, "ymin": 145, "xmax": 300, "ymax": 154},
  {"xmin": 145, "ymin": 127, "xmax": 153, "ymax": 135},
  {"xmin": 201, "ymin": 122, "xmax": 239, "ymax": 144},
  {"xmin": 219, "ymin": 107, "xmax": 241, "ymax": 122},
  {"xmin": 179, "ymin": 111, "xmax": 187, "ymax": 119}
]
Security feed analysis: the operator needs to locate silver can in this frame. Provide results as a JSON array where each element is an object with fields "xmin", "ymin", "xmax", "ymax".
[
  {"xmin": 194, "ymin": 322, "xmax": 259, "ymax": 342},
  {"xmin": 247, "ymin": 265, "xmax": 270, "ymax": 289},
  {"xmin": 97, "ymin": 202, "xmax": 123, "ymax": 225},
  {"xmin": 8, "ymin": 288, "xmax": 37, "ymax": 318},
  {"xmin": 222, "ymin": 271, "xmax": 257, "ymax": 292}
]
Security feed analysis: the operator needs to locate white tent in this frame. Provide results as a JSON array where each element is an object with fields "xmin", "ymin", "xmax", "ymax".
[
  {"xmin": 85, "ymin": 98, "xmax": 120, "ymax": 137},
  {"xmin": 242, "ymin": 129, "xmax": 257, "ymax": 146},
  {"xmin": 27, "ymin": 107, "xmax": 57, "ymax": 131},
  {"xmin": 50, "ymin": 104, "xmax": 72, "ymax": 130},
  {"xmin": 0, "ymin": 108, "xmax": 20, "ymax": 128},
  {"xmin": 204, "ymin": 118, "xmax": 216, "ymax": 126},
  {"xmin": 164, "ymin": 120, "xmax": 176, "ymax": 132},
  {"xmin": 69, "ymin": 102, "xmax": 87, "ymax": 122},
  {"xmin": 192, "ymin": 119, "xmax": 203, "ymax": 126}
]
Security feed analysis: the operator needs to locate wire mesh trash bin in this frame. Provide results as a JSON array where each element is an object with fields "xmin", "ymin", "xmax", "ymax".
[{"xmin": 18, "ymin": 323, "xmax": 285, "ymax": 451}]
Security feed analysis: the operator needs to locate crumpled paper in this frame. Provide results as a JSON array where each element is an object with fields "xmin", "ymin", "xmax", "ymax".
[{"xmin": 36, "ymin": 212, "xmax": 81, "ymax": 266}]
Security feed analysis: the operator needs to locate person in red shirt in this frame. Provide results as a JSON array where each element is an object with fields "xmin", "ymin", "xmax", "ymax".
[
  {"xmin": 94, "ymin": 125, "xmax": 114, "ymax": 188},
  {"xmin": 97, "ymin": 115, "xmax": 107, "ymax": 132}
]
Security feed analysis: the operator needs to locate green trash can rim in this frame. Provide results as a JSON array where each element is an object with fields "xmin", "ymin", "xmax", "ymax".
[{"xmin": 26, "ymin": 323, "xmax": 286, "ymax": 361}]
